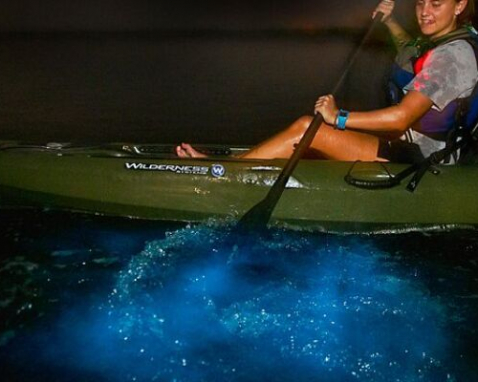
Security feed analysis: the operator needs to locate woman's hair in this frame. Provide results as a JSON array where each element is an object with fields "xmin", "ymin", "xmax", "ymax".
[{"xmin": 457, "ymin": 0, "xmax": 475, "ymax": 26}]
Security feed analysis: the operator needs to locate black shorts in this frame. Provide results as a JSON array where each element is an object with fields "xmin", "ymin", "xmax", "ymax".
[{"xmin": 377, "ymin": 139, "xmax": 425, "ymax": 164}]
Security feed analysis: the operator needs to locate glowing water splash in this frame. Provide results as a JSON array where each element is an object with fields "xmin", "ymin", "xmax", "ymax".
[{"xmin": 93, "ymin": 223, "xmax": 454, "ymax": 382}]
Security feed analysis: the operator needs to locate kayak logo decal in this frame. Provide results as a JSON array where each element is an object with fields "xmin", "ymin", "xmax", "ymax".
[
  {"xmin": 124, "ymin": 162, "xmax": 226, "ymax": 177},
  {"xmin": 125, "ymin": 162, "xmax": 209, "ymax": 175},
  {"xmin": 211, "ymin": 164, "xmax": 226, "ymax": 178}
]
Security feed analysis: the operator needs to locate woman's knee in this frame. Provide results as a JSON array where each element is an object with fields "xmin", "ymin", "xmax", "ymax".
[{"xmin": 288, "ymin": 115, "xmax": 314, "ymax": 135}]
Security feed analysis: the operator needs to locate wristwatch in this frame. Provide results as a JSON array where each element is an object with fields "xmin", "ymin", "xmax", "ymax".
[{"xmin": 336, "ymin": 109, "xmax": 349, "ymax": 130}]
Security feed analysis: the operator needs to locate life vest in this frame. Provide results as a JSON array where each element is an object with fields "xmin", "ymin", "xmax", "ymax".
[{"xmin": 388, "ymin": 27, "xmax": 478, "ymax": 138}]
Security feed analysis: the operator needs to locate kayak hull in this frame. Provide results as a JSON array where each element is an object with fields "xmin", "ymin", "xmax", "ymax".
[{"xmin": 1, "ymin": 142, "xmax": 477, "ymax": 232}]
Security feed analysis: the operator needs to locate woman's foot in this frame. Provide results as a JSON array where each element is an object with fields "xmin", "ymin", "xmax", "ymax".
[{"xmin": 175, "ymin": 143, "xmax": 207, "ymax": 158}]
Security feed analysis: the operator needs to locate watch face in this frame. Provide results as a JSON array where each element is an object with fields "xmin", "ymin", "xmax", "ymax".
[{"xmin": 337, "ymin": 110, "xmax": 348, "ymax": 130}]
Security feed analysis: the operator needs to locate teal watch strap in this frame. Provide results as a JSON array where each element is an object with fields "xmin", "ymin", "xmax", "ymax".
[{"xmin": 336, "ymin": 109, "xmax": 349, "ymax": 130}]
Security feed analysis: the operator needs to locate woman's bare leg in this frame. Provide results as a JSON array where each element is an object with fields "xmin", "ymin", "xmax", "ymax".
[
  {"xmin": 239, "ymin": 115, "xmax": 383, "ymax": 161},
  {"xmin": 176, "ymin": 115, "xmax": 383, "ymax": 161}
]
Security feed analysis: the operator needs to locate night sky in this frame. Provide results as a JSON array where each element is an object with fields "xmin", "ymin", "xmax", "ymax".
[{"xmin": 0, "ymin": 0, "xmax": 417, "ymax": 32}]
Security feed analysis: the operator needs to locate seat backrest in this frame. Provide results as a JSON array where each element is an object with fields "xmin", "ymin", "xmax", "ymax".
[
  {"xmin": 457, "ymin": 87, "xmax": 478, "ymax": 164},
  {"xmin": 452, "ymin": 32, "xmax": 478, "ymax": 164},
  {"xmin": 461, "ymin": 31, "xmax": 478, "ymax": 131}
]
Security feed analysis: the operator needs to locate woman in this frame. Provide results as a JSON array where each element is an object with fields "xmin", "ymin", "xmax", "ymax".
[{"xmin": 177, "ymin": 0, "xmax": 477, "ymax": 163}]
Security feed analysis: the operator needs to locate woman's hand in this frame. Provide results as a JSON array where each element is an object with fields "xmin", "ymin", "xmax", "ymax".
[
  {"xmin": 314, "ymin": 95, "xmax": 339, "ymax": 126},
  {"xmin": 372, "ymin": 0, "xmax": 395, "ymax": 23}
]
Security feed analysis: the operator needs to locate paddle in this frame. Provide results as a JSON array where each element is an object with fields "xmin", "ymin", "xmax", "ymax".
[{"xmin": 237, "ymin": 9, "xmax": 387, "ymax": 231}]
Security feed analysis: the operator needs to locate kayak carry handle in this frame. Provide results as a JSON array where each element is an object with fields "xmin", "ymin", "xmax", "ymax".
[{"xmin": 344, "ymin": 161, "xmax": 401, "ymax": 189}]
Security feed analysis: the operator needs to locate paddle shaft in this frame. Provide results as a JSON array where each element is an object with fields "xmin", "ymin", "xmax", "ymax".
[{"xmin": 238, "ymin": 11, "xmax": 386, "ymax": 230}]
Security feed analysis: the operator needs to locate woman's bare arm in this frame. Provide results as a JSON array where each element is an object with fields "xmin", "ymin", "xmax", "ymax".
[{"xmin": 315, "ymin": 91, "xmax": 433, "ymax": 134}]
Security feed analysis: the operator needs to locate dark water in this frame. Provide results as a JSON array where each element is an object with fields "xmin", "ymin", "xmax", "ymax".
[
  {"xmin": 0, "ymin": 210, "xmax": 478, "ymax": 382},
  {"xmin": 0, "ymin": 31, "xmax": 392, "ymax": 144}
]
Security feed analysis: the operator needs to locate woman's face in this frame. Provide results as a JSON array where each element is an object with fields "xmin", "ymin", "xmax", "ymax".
[{"xmin": 415, "ymin": 0, "xmax": 467, "ymax": 39}]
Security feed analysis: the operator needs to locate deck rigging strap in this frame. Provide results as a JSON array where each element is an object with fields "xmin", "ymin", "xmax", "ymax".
[{"xmin": 345, "ymin": 116, "xmax": 478, "ymax": 191}]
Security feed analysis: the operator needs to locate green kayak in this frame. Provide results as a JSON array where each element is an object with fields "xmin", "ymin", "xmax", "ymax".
[{"xmin": 0, "ymin": 140, "xmax": 477, "ymax": 233}]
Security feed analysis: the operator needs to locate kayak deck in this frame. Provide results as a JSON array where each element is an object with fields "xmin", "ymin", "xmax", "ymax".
[{"xmin": 1, "ymin": 141, "xmax": 477, "ymax": 233}]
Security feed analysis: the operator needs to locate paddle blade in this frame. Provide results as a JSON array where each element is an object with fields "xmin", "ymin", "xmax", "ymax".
[{"xmin": 236, "ymin": 197, "xmax": 276, "ymax": 232}]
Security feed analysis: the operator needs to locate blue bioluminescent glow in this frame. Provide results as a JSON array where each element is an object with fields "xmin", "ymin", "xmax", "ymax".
[
  {"xmin": 38, "ymin": 223, "xmax": 453, "ymax": 382},
  {"xmin": 3, "ymin": 221, "xmax": 474, "ymax": 382}
]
